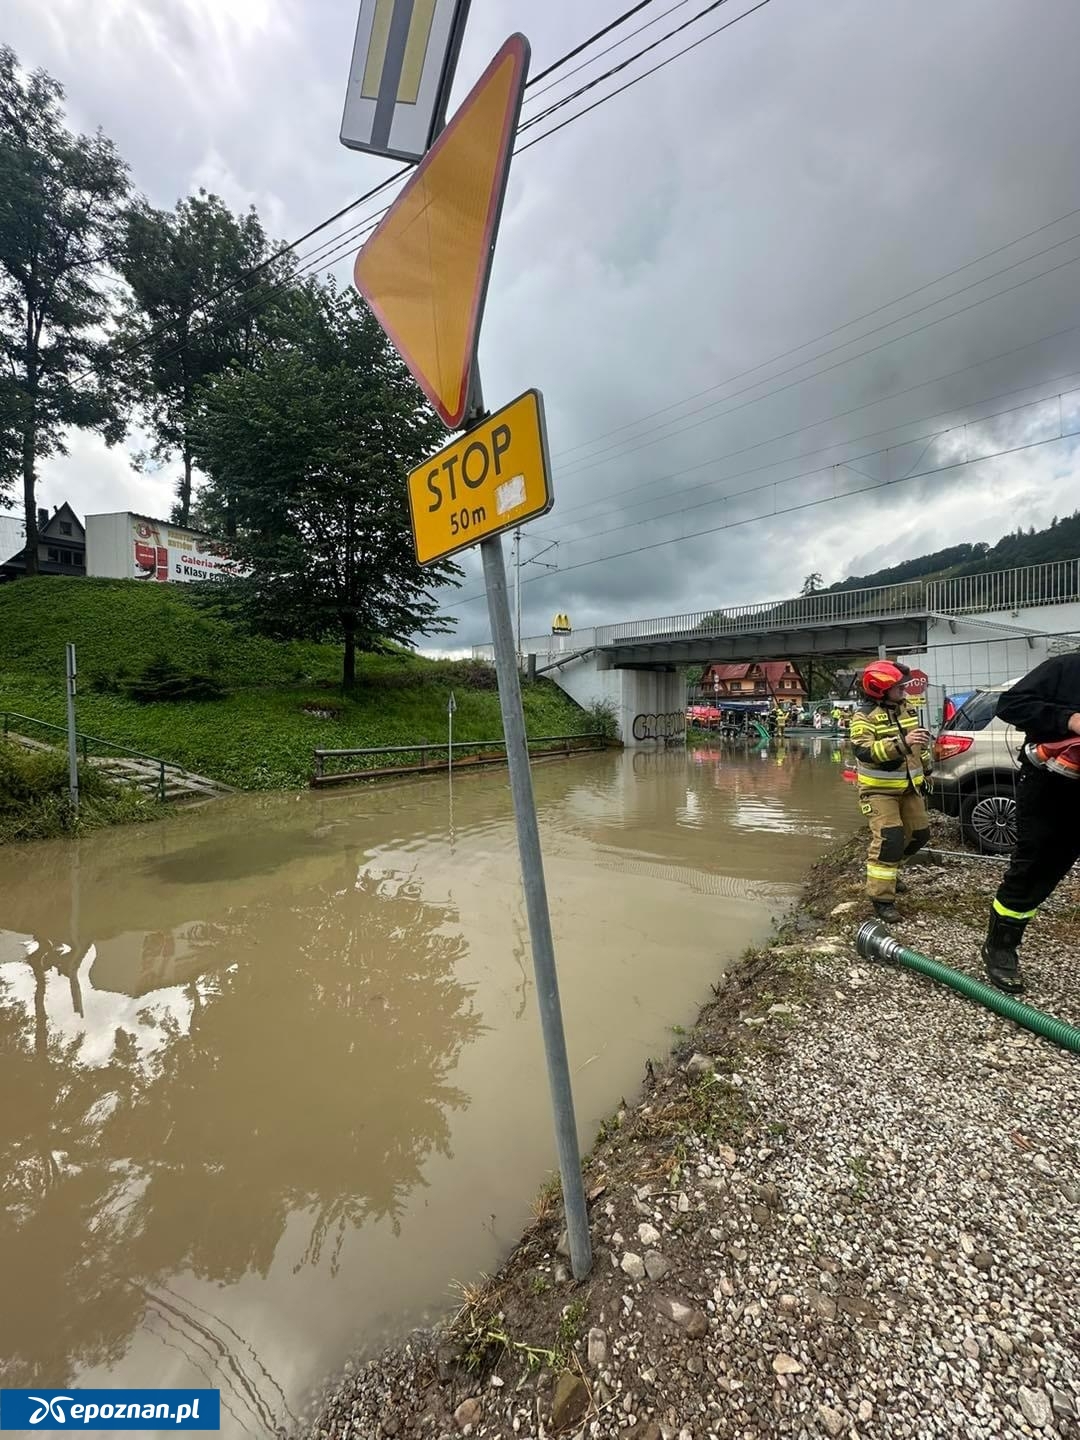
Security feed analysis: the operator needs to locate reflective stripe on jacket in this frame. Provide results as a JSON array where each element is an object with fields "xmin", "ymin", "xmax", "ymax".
[{"xmin": 849, "ymin": 701, "xmax": 931, "ymax": 791}]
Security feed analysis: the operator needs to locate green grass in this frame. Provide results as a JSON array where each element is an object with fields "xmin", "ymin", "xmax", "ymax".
[
  {"xmin": 0, "ymin": 739, "xmax": 165, "ymax": 844},
  {"xmin": 0, "ymin": 578, "xmax": 594, "ymax": 790}
]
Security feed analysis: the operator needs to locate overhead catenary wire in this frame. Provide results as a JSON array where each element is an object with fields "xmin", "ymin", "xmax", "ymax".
[
  {"xmin": 549, "ymin": 202, "xmax": 1080, "ymax": 464},
  {"xmin": 542, "ymin": 383, "xmax": 1080, "ymax": 551},
  {"xmin": 536, "ymin": 319, "xmax": 1080, "ymax": 533},
  {"xmin": 551, "ymin": 229, "xmax": 1080, "ymax": 481},
  {"xmin": 450, "ymin": 417, "xmax": 1080, "ymax": 608}
]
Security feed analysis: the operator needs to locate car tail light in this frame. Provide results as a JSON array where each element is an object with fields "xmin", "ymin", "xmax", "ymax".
[{"xmin": 934, "ymin": 734, "xmax": 974, "ymax": 761}]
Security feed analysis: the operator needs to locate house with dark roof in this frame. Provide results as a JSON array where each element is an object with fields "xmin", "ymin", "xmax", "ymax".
[
  {"xmin": 701, "ymin": 660, "xmax": 808, "ymax": 703},
  {"xmin": 0, "ymin": 504, "xmax": 86, "ymax": 582}
]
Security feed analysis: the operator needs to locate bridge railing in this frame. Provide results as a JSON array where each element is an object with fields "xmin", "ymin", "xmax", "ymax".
[
  {"xmin": 594, "ymin": 580, "xmax": 927, "ymax": 646},
  {"xmin": 927, "ymin": 557, "xmax": 1080, "ymax": 615}
]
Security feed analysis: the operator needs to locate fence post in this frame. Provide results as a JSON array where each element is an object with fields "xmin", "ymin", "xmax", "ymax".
[{"xmin": 159, "ymin": 762, "xmax": 165, "ymax": 803}]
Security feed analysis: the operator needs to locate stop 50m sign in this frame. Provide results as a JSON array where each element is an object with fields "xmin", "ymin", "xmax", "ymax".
[{"xmin": 406, "ymin": 389, "xmax": 553, "ymax": 565}]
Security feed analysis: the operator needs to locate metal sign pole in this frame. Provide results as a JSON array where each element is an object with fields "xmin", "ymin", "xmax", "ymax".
[
  {"xmin": 480, "ymin": 531, "xmax": 592, "ymax": 1279},
  {"xmin": 65, "ymin": 643, "xmax": 79, "ymax": 813}
]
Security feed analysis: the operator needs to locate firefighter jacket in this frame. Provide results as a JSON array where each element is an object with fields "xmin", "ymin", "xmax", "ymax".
[{"xmin": 849, "ymin": 700, "xmax": 932, "ymax": 792}]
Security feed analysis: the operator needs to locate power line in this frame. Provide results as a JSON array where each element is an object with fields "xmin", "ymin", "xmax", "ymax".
[
  {"xmin": 518, "ymin": 0, "xmax": 736, "ymax": 134},
  {"xmin": 83, "ymin": 2, "xmax": 679, "ymax": 382},
  {"xmin": 86, "ymin": 0, "xmax": 771, "ymax": 390},
  {"xmin": 527, "ymin": 0, "xmax": 694, "ymax": 101},
  {"xmin": 516, "ymin": 1, "xmax": 772, "ymax": 156},
  {"xmin": 451, "ymin": 422, "xmax": 1080, "ymax": 610},
  {"xmin": 553, "ymin": 230, "xmax": 1080, "ymax": 480},
  {"xmin": 550, "ymin": 201, "xmax": 1080, "ymax": 464},
  {"xmin": 546, "ymin": 242, "xmax": 1080, "ymax": 491},
  {"xmin": 537, "ymin": 317, "xmax": 1080, "ymax": 532},
  {"xmin": 529, "ymin": 0, "xmax": 663, "ymax": 85},
  {"xmin": 548, "ymin": 383, "xmax": 1080, "ymax": 551}
]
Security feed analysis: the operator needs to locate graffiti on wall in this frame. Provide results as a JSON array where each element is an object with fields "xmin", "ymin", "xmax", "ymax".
[{"xmin": 631, "ymin": 711, "xmax": 686, "ymax": 742}]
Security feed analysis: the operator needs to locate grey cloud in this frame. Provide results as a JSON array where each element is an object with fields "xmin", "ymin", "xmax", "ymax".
[{"xmin": 6, "ymin": 0, "xmax": 1080, "ymax": 650}]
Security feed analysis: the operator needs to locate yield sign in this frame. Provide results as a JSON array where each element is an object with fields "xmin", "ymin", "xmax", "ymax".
[{"xmin": 353, "ymin": 34, "xmax": 529, "ymax": 429}]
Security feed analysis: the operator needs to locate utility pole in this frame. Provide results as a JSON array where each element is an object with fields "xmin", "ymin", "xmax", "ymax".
[{"xmin": 514, "ymin": 533, "xmax": 558, "ymax": 669}]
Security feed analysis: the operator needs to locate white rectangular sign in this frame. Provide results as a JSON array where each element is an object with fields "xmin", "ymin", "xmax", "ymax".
[{"xmin": 340, "ymin": 0, "xmax": 470, "ymax": 162}]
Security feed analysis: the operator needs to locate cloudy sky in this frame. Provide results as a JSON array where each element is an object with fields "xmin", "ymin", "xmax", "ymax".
[{"xmin": 7, "ymin": 0, "xmax": 1080, "ymax": 647}]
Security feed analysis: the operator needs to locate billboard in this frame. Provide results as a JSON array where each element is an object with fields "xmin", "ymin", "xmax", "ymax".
[{"xmin": 130, "ymin": 517, "xmax": 230, "ymax": 584}]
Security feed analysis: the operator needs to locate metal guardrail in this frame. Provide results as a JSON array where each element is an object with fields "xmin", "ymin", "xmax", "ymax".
[
  {"xmin": 313, "ymin": 733, "xmax": 604, "ymax": 785},
  {"xmin": 927, "ymin": 557, "xmax": 1080, "ymax": 615},
  {"xmin": 584, "ymin": 557, "xmax": 1080, "ymax": 650},
  {"xmin": 594, "ymin": 581, "xmax": 927, "ymax": 646},
  {"xmin": 2, "ymin": 710, "xmax": 178, "ymax": 802}
]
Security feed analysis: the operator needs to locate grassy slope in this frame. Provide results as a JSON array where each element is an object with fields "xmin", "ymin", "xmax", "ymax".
[{"xmin": 0, "ymin": 578, "xmax": 591, "ymax": 790}]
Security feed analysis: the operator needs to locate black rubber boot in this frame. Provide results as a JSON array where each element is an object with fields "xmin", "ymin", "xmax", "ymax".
[
  {"xmin": 872, "ymin": 899, "xmax": 901, "ymax": 924},
  {"xmin": 981, "ymin": 911, "xmax": 1028, "ymax": 995}
]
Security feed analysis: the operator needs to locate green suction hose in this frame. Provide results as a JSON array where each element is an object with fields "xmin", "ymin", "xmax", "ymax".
[{"xmin": 856, "ymin": 921, "xmax": 1080, "ymax": 1054}]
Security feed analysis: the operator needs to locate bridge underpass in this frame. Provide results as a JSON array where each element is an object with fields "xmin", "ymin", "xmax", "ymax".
[{"xmin": 472, "ymin": 557, "xmax": 1080, "ymax": 745}]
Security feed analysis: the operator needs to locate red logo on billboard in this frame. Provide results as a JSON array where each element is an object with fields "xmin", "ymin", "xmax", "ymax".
[{"xmin": 134, "ymin": 542, "xmax": 168, "ymax": 582}]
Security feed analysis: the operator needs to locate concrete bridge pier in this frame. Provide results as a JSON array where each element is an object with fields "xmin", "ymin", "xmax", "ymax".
[{"xmin": 553, "ymin": 656, "xmax": 686, "ymax": 748}]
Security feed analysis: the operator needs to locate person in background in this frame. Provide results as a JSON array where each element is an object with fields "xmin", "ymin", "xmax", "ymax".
[
  {"xmin": 980, "ymin": 651, "xmax": 1080, "ymax": 994},
  {"xmin": 849, "ymin": 661, "xmax": 933, "ymax": 922}
]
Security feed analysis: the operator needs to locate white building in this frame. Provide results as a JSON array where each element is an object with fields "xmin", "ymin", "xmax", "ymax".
[{"xmin": 85, "ymin": 512, "xmax": 232, "ymax": 584}]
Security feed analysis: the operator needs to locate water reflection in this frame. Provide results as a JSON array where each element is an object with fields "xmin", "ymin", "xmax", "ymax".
[
  {"xmin": 0, "ymin": 743, "xmax": 856, "ymax": 1431},
  {"xmin": 0, "ymin": 850, "xmax": 482, "ymax": 1406}
]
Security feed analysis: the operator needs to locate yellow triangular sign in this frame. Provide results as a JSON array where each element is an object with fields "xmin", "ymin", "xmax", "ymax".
[{"xmin": 353, "ymin": 34, "xmax": 529, "ymax": 429}]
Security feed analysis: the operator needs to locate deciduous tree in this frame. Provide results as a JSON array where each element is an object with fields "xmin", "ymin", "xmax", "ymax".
[
  {"xmin": 118, "ymin": 191, "xmax": 288, "ymax": 527},
  {"xmin": 0, "ymin": 46, "xmax": 129, "ymax": 572},
  {"xmin": 196, "ymin": 282, "xmax": 460, "ymax": 688}
]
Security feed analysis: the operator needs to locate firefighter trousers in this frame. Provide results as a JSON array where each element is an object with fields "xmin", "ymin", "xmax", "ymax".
[
  {"xmin": 860, "ymin": 788, "xmax": 931, "ymax": 900},
  {"xmin": 994, "ymin": 765, "xmax": 1080, "ymax": 922}
]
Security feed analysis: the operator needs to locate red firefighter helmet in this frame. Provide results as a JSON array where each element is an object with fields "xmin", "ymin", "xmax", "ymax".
[{"xmin": 861, "ymin": 661, "xmax": 907, "ymax": 701}]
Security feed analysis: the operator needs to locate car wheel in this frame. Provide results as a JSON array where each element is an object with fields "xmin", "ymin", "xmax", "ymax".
[{"xmin": 960, "ymin": 786, "xmax": 1018, "ymax": 856}]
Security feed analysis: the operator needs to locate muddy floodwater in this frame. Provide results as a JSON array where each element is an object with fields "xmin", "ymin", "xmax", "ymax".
[{"xmin": 0, "ymin": 739, "xmax": 855, "ymax": 1433}]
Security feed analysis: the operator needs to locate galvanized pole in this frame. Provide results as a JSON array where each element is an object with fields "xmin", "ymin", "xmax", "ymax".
[
  {"xmin": 65, "ymin": 643, "xmax": 79, "ymax": 813},
  {"xmin": 514, "ymin": 528, "xmax": 522, "ymax": 670},
  {"xmin": 481, "ymin": 532, "xmax": 592, "ymax": 1279}
]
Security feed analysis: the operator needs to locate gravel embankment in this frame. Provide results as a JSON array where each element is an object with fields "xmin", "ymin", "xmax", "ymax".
[{"xmin": 301, "ymin": 825, "xmax": 1080, "ymax": 1440}]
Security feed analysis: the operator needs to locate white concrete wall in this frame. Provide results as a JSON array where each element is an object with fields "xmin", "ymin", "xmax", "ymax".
[
  {"xmin": 531, "ymin": 652, "xmax": 685, "ymax": 747},
  {"xmin": 898, "ymin": 615, "xmax": 1078, "ymax": 723},
  {"xmin": 85, "ymin": 512, "xmax": 131, "ymax": 579},
  {"xmin": 958, "ymin": 602, "xmax": 1080, "ymax": 635}
]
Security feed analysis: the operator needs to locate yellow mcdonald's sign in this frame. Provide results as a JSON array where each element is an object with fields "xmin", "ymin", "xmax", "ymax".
[{"xmin": 552, "ymin": 613, "xmax": 572, "ymax": 635}]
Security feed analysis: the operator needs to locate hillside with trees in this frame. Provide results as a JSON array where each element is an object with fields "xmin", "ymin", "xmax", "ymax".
[{"xmin": 829, "ymin": 512, "xmax": 1080, "ymax": 593}]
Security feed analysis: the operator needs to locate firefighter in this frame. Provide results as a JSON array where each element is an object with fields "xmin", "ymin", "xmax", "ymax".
[
  {"xmin": 849, "ymin": 661, "xmax": 933, "ymax": 922},
  {"xmin": 980, "ymin": 652, "xmax": 1080, "ymax": 994}
]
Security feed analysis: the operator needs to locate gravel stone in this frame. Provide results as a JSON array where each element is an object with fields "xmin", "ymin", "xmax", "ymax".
[
  {"xmin": 817, "ymin": 1404, "xmax": 846, "ymax": 1437},
  {"xmin": 621, "ymin": 1252, "xmax": 647, "ymax": 1281},
  {"xmin": 1017, "ymin": 1387, "xmax": 1054, "ymax": 1429}
]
